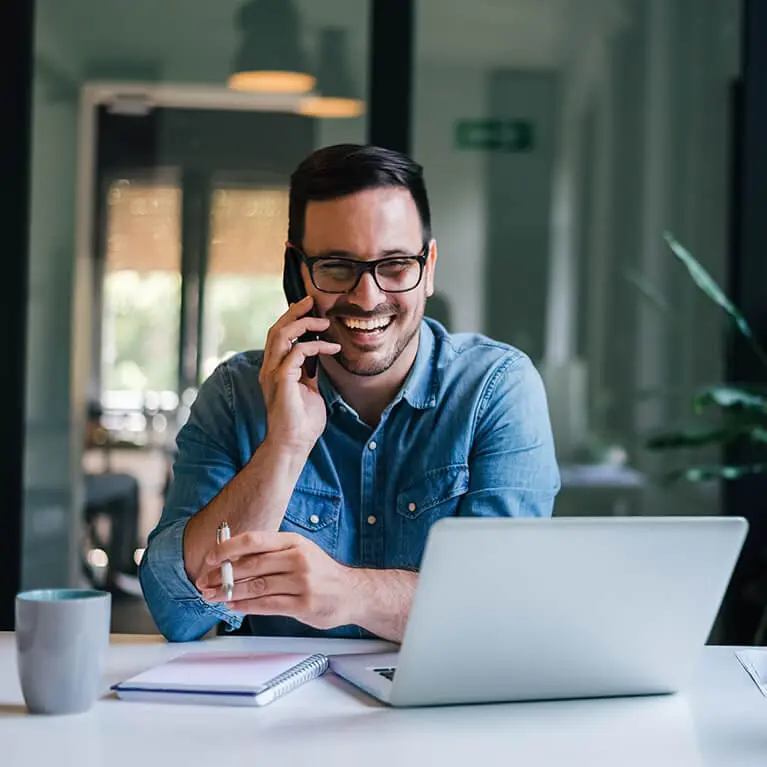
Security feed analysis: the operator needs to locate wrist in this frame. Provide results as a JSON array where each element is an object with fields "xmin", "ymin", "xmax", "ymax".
[
  {"xmin": 257, "ymin": 433, "xmax": 312, "ymax": 476},
  {"xmin": 342, "ymin": 567, "xmax": 374, "ymax": 626}
]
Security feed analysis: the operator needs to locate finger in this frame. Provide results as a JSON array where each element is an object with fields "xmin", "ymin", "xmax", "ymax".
[
  {"xmin": 275, "ymin": 340, "xmax": 342, "ymax": 382},
  {"xmin": 205, "ymin": 530, "xmax": 298, "ymax": 567},
  {"xmin": 224, "ymin": 594, "xmax": 302, "ymax": 616},
  {"xmin": 263, "ymin": 297, "xmax": 323, "ymax": 364},
  {"xmin": 277, "ymin": 295, "xmax": 314, "ymax": 329},
  {"xmin": 262, "ymin": 317, "xmax": 331, "ymax": 377},
  {"xmin": 202, "ymin": 572, "xmax": 299, "ymax": 603},
  {"xmin": 262, "ymin": 296, "xmax": 314, "ymax": 373},
  {"xmin": 197, "ymin": 549, "xmax": 294, "ymax": 591}
]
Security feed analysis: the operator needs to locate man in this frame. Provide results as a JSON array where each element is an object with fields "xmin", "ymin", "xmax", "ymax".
[{"xmin": 139, "ymin": 144, "xmax": 560, "ymax": 643}]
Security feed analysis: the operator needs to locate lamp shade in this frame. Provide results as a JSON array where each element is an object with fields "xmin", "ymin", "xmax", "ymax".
[
  {"xmin": 228, "ymin": 0, "xmax": 315, "ymax": 93},
  {"xmin": 299, "ymin": 28, "xmax": 364, "ymax": 118}
]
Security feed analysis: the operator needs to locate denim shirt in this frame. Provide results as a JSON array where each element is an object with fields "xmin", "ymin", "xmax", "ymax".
[{"xmin": 139, "ymin": 319, "xmax": 560, "ymax": 642}]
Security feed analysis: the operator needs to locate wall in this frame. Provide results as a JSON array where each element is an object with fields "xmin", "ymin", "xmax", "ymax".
[
  {"xmin": 411, "ymin": 63, "xmax": 488, "ymax": 334},
  {"xmin": 411, "ymin": 61, "xmax": 560, "ymax": 359},
  {"xmin": 485, "ymin": 70, "xmax": 560, "ymax": 359}
]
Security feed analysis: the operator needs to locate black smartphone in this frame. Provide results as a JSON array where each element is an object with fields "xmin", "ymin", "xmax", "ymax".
[{"xmin": 282, "ymin": 247, "xmax": 320, "ymax": 377}]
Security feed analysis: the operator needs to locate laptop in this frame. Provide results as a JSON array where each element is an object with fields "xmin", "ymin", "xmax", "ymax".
[{"xmin": 331, "ymin": 516, "xmax": 748, "ymax": 707}]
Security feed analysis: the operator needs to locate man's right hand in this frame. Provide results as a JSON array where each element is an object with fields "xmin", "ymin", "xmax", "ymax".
[{"xmin": 259, "ymin": 296, "xmax": 341, "ymax": 455}]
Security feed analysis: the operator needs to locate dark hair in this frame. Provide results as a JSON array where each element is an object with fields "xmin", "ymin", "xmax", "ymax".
[{"xmin": 288, "ymin": 144, "xmax": 432, "ymax": 248}]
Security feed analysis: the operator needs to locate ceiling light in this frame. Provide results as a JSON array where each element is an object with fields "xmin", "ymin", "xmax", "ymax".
[
  {"xmin": 299, "ymin": 28, "xmax": 364, "ymax": 118},
  {"xmin": 228, "ymin": 0, "xmax": 315, "ymax": 94}
]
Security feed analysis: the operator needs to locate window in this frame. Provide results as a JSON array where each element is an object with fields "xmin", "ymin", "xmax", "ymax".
[
  {"xmin": 200, "ymin": 186, "xmax": 289, "ymax": 381},
  {"xmin": 101, "ymin": 178, "xmax": 182, "ymax": 412}
]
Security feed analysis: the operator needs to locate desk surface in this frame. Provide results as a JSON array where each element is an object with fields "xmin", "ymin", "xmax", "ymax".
[{"xmin": 1, "ymin": 633, "xmax": 765, "ymax": 766}]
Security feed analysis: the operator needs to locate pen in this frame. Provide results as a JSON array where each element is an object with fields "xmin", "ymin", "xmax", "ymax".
[{"xmin": 216, "ymin": 521, "xmax": 234, "ymax": 603}]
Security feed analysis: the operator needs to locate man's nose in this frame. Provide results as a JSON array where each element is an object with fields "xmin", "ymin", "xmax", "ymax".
[{"xmin": 346, "ymin": 271, "xmax": 385, "ymax": 312}]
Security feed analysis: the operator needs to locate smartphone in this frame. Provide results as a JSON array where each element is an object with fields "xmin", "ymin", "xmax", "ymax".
[{"xmin": 282, "ymin": 247, "xmax": 320, "ymax": 377}]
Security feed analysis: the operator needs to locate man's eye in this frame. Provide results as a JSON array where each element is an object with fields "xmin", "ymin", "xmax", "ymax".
[
  {"xmin": 316, "ymin": 261, "xmax": 356, "ymax": 279},
  {"xmin": 377, "ymin": 258, "xmax": 417, "ymax": 276}
]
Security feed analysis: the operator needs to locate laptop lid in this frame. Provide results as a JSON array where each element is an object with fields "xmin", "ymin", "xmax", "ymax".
[{"xmin": 389, "ymin": 516, "xmax": 747, "ymax": 707}]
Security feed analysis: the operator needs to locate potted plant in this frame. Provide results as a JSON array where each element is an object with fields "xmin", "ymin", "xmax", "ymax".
[
  {"xmin": 644, "ymin": 233, "xmax": 767, "ymax": 644},
  {"xmin": 645, "ymin": 233, "xmax": 767, "ymax": 482}
]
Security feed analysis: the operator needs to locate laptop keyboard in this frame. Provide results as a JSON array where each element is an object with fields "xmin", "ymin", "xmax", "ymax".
[{"xmin": 374, "ymin": 667, "xmax": 397, "ymax": 681}]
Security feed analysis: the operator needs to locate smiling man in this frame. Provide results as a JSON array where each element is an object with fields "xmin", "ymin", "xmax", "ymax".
[{"xmin": 139, "ymin": 144, "xmax": 560, "ymax": 643}]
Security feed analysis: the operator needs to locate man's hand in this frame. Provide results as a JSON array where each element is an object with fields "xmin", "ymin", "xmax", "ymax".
[
  {"xmin": 259, "ymin": 296, "xmax": 341, "ymax": 454},
  {"xmin": 196, "ymin": 531, "xmax": 356, "ymax": 630},
  {"xmin": 181, "ymin": 297, "xmax": 339, "ymax": 583}
]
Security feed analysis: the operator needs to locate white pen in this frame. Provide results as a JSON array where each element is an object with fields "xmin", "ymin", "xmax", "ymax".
[{"xmin": 216, "ymin": 521, "xmax": 234, "ymax": 602}]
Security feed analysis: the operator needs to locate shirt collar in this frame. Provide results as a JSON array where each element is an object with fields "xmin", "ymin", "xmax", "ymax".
[
  {"xmin": 318, "ymin": 319, "xmax": 439, "ymax": 413},
  {"xmin": 398, "ymin": 319, "xmax": 438, "ymax": 410},
  {"xmin": 318, "ymin": 368, "xmax": 344, "ymax": 410}
]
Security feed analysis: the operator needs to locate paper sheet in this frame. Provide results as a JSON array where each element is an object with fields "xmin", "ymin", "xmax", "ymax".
[{"xmin": 735, "ymin": 648, "xmax": 767, "ymax": 696}]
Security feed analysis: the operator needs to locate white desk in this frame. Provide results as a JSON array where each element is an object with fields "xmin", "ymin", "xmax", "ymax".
[{"xmin": 1, "ymin": 633, "xmax": 765, "ymax": 766}]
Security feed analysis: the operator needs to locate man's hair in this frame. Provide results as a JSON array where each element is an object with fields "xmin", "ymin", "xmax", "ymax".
[{"xmin": 288, "ymin": 144, "xmax": 432, "ymax": 248}]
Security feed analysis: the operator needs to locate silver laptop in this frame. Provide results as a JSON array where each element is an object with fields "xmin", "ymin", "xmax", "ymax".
[{"xmin": 331, "ymin": 516, "xmax": 747, "ymax": 707}]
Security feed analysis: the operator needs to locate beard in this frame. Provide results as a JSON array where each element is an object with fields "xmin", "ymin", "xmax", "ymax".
[{"xmin": 323, "ymin": 294, "xmax": 425, "ymax": 377}]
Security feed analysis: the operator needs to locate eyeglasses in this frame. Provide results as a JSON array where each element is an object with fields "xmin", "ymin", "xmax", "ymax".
[{"xmin": 288, "ymin": 244, "xmax": 429, "ymax": 294}]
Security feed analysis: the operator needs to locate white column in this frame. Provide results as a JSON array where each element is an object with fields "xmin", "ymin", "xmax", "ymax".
[{"xmin": 633, "ymin": 0, "xmax": 673, "ymax": 438}]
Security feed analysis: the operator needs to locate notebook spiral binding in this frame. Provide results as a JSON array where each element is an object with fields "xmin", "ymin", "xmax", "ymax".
[{"xmin": 262, "ymin": 654, "xmax": 329, "ymax": 699}]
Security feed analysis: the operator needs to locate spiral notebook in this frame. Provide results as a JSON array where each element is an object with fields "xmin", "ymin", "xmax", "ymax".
[{"xmin": 112, "ymin": 651, "xmax": 330, "ymax": 707}]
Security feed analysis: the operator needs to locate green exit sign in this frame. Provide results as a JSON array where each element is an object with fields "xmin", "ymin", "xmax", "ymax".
[{"xmin": 455, "ymin": 119, "xmax": 534, "ymax": 152}]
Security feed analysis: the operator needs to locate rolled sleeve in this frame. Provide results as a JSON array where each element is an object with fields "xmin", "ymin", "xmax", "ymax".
[{"xmin": 139, "ymin": 518, "xmax": 243, "ymax": 641}]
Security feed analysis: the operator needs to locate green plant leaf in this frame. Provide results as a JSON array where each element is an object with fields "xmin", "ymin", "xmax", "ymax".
[
  {"xmin": 664, "ymin": 232, "xmax": 767, "ymax": 368},
  {"xmin": 647, "ymin": 427, "xmax": 735, "ymax": 450},
  {"xmin": 663, "ymin": 463, "xmax": 767, "ymax": 483},
  {"xmin": 693, "ymin": 385, "xmax": 767, "ymax": 415},
  {"xmin": 647, "ymin": 423, "xmax": 767, "ymax": 450}
]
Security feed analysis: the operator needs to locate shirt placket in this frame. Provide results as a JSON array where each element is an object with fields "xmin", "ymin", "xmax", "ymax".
[{"xmin": 360, "ymin": 424, "xmax": 384, "ymax": 567}]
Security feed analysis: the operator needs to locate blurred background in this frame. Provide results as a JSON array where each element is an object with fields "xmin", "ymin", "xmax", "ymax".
[{"xmin": 4, "ymin": 0, "xmax": 767, "ymax": 644}]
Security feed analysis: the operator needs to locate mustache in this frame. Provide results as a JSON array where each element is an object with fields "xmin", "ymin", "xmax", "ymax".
[{"xmin": 326, "ymin": 303, "xmax": 400, "ymax": 319}]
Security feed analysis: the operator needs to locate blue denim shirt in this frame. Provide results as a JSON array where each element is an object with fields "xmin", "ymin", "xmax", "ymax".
[{"xmin": 139, "ymin": 319, "xmax": 560, "ymax": 641}]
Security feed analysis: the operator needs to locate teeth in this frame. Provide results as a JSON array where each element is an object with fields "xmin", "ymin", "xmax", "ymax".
[{"xmin": 342, "ymin": 317, "xmax": 392, "ymax": 331}]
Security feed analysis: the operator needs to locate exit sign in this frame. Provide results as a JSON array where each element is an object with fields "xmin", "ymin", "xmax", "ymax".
[{"xmin": 455, "ymin": 119, "xmax": 534, "ymax": 152}]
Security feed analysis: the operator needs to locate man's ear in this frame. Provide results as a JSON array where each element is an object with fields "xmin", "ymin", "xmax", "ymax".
[{"xmin": 425, "ymin": 239, "xmax": 438, "ymax": 298}]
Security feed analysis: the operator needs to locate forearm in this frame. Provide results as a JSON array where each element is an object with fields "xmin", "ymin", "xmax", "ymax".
[
  {"xmin": 183, "ymin": 435, "xmax": 308, "ymax": 582},
  {"xmin": 346, "ymin": 568, "xmax": 419, "ymax": 643}
]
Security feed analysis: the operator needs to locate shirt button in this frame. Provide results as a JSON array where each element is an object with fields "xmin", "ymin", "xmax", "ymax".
[
  {"xmin": 339, "ymin": 406, "xmax": 346, "ymax": 414},
  {"xmin": 408, "ymin": 502, "xmax": 416, "ymax": 513},
  {"xmin": 367, "ymin": 515, "xmax": 377, "ymax": 525},
  {"xmin": 309, "ymin": 514, "xmax": 320, "ymax": 525},
  {"xmin": 368, "ymin": 441, "xmax": 377, "ymax": 451}
]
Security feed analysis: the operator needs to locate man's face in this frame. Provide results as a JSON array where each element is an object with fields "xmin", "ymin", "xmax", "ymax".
[{"xmin": 301, "ymin": 187, "xmax": 436, "ymax": 377}]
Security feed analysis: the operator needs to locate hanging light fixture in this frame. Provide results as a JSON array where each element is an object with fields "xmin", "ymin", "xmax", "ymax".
[
  {"xmin": 228, "ymin": 0, "xmax": 315, "ymax": 94},
  {"xmin": 299, "ymin": 28, "xmax": 365, "ymax": 118}
]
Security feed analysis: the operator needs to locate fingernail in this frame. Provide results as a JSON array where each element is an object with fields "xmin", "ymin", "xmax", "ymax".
[
  {"xmin": 206, "ymin": 553, "xmax": 217, "ymax": 565},
  {"xmin": 202, "ymin": 590, "xmax": 216, "ymax": 600}
]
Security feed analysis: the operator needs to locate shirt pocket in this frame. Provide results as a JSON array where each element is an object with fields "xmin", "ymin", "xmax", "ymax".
[
  {"xmin": 393, "ymin": 463, "xmax": 469, "ymax": 568},
  {"xmin": 282, "ymin": 486, "xmax": 342, "ymax": 558}
]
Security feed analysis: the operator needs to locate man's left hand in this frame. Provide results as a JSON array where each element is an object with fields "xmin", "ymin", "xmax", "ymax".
[{"xmin": 195, "ymin": 531, "xmax": 356, "ymax": 630}]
